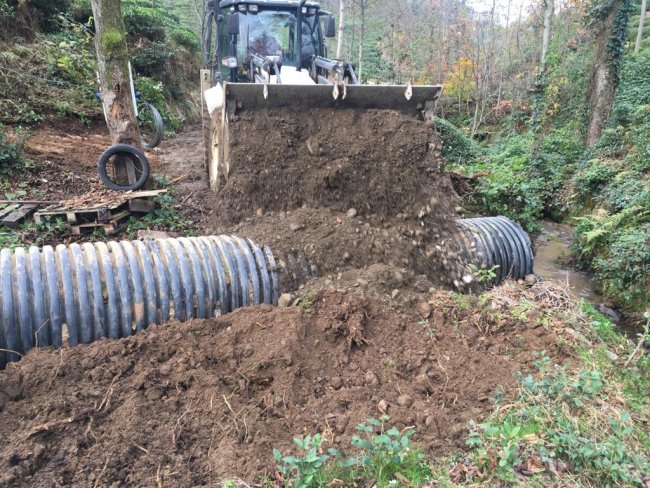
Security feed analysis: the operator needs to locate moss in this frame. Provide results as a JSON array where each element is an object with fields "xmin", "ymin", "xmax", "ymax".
[{"xmin": 100, "ymin": 27, "xmax": 128, "ymax": 58}]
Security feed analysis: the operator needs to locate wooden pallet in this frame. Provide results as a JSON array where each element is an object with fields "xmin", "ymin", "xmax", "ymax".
[
  {"xmin": 0, "ymin": 203, "xmax": 40, "ymax": 228},
  {"xmin": 70, "ymin": 210, "xmax": 132, "ymax": 236},
  {"xmin": 33, "ymin": 189, "xmax": 166, "ymax": 236}
]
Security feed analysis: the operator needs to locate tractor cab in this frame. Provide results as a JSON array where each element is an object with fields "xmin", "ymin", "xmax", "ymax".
[{"xmin": 207, "ymin": 0, "xmax": 336, "ymax": 84}]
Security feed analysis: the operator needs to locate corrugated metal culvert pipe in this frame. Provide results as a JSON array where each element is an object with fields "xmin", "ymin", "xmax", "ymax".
[
  {"xmin": 0, "ymin": 236, "xmax": 279, "ymax": 369},
  {"xmin": 458, "ymin": 216, "xmax": 534, "ymax": 282}
]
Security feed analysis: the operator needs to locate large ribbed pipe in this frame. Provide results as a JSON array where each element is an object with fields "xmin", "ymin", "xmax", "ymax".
[
  {"xmin": 458, "ymin": 216, "xmax": 533, "ymax": 282},
  {"xmin": 0, "ymin": 236, "xmax": 279, "ymax": 369}
]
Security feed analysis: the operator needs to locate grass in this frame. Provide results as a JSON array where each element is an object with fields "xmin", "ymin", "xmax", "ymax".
[{"xmin": 247, "ymin": 285, "xmax": 650, "ymax": 488}]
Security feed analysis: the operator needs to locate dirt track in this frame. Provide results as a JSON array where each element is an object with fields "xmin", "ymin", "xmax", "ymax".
[{"xmin": 0, "ymin": 113, "xmax": 569, "ymax": 486}]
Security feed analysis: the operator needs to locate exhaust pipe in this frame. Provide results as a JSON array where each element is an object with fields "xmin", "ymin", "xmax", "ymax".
[{"xmin": 0, "ymin": 236, "xmax": 279, "ymax": 369}]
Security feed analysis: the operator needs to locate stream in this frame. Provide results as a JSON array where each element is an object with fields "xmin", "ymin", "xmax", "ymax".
[
  {"xmin": 533, "ymin": 222, "xmax": 602, "ymax": 303},
  {"xmin": 533, "ymin": 221, "xmax": 645, "ymax": 337}
]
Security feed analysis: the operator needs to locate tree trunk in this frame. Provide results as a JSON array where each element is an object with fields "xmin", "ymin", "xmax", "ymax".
[
  {"xmin": 635, "ymin": 0, "xmax": 647, "ymax": 53},
  {"xmin": 90, "ymin": 0, "xmax": 140, "ymax": 148},
  {"xmin": 541, "ymin": 0, "xmax": 554, "ymax": 65},
  {"xmin": 586, "ymin": 0, "xmax": 624, "ymax": 146},
  {"xmin": 336, "ymin": 0, "xmax": 345, "ymax": 59}
]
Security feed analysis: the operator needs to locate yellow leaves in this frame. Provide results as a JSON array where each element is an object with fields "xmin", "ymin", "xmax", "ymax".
[{"xmin": 445, "ymin": 57, "xmax": 476, "ymax": 102}]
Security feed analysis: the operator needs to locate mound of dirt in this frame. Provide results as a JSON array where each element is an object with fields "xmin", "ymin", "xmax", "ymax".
[
  {"xmin": 206, "ymin": 108, "xmax": 472, "ymax": 289},
  {"xmin": 210, "ymin": 207, "xmax": 468, "ymax": 291},
  {"xmin": 0, "ymin": 290, "xmax": 568, "ymax": 487}
]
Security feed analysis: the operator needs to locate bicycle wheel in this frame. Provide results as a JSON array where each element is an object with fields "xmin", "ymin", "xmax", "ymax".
[
  {"xmin": 98, "ymin": 144, "xmax": 150, "ymax": 191},
  {"xmin": 137, "ymin": 102, "xmax": 164, "ymax": 149}
]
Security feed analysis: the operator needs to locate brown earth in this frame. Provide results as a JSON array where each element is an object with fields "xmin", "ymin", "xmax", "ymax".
[
  {"xmin": 201, "ymin": 108, "xmax": 471, "ymax": 290},
  {"xmin": 0, "ymin": 109, "xmax": 562, "ymax": 487},
  {"xmin": 216, "ymin": 108, "xmax": 456, "ymax": 224},
  {"xmin": 0, "ymin": 288, "xmax": 571, "ymax": 487},
  {"xmin": 14, "ymin": 111, "xmax": 470, "ymax": 293}
]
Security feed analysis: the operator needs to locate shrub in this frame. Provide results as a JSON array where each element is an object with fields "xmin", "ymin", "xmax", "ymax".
[
  {"xmin": 592, "ymin": 224, "xmax": 650, "ymax": 310},
  {"xmin": 0, "ymin": 126, "xmax": 27, "ymax": 179},
  {"xmin": 7, "ymin": 0, "xmax": 71, "ymax": 32},
  {"xmin": 466, "ymin": 351, "xmax": 649, "ymax": 486},
  {"xmin": 434, "ymin": 116, "xmax": 485, "ymax": 167}
]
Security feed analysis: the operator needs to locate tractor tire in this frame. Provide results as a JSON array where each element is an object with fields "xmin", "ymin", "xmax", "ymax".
[
  {"xmin": 98, "ymin": 144, "xmax": 150, "ymax": 192},
  {"xmin": 138, "ymin": 102, "xmax": 164, "ymax": 149}
]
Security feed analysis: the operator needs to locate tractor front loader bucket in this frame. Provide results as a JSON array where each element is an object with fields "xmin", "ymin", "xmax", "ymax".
[{"xmin": 203, "ymin": 81, "xmax": 443, "ymax": 193}]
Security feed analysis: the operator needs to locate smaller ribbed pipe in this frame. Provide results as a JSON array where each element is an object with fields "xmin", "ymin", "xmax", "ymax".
[
  {"xmin": 0, "ymin": 235, "xmax": 279, "ymax": 369},
  {"xmin": 458, "ymin": 216, "xmax": 534, "ymax": 282}
]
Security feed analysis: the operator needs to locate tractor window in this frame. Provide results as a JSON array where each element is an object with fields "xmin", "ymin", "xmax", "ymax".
[
  {"xmin": 218, "ymin": 13, "xmax": 231, "ymax": 80},
  {"xmin": 240, "ymin": 10, "xmax": 319, "ymax": 68}
]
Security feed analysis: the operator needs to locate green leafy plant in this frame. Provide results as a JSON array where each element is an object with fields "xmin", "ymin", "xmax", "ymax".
[
  {"xmin": 349, "ymin": 417, "xmax": 430, "ymax": 486},
  {"xmin": 468, "ymin": 264, "xmax": 500, "ymax": 283},
  {"xmin": 273, "ymin": 434, "xmax": 330, "ymax": 488},
  {"xmin": 125, "ymin": 193, "xmax": 195, "ymax": 237},
  {"xmin": 464, "ymin": 350, "xmax": 649, "ymax": 486},
  {"xmin": 0, "ymin": 126, "xmax": 28, "ymax": 180}
]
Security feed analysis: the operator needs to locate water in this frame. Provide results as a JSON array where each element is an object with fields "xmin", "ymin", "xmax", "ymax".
[
  {"xmin": 533, "ymin": 222, "xmax": 646, "ymax": 337},
  {"xmin": 533, "ymin": 222, "xmax": 602, "ymax": 303}
]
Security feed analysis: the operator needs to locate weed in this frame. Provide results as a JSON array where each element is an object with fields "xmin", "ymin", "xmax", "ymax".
[
  {"xmin": 348, "ymin": 417, "xmax": 430, "ymax": 486},
  {"xmin": 468, "ymin": 264, "xmax": 499, "ymax": 283},
  {"xmin": 273, "ymin": 434, "xmax": 330, "ymax": 488},
  {"xmin": 462, "ymin": 348, "xmax": 649, "ymax": 486},
  {"xmin": 270, "ymin": 418, "xmax": 431, "ymax": 488},
  {"xmin": 125, "ymin": 193, "xmax": 195, "ymax": 237},
  {"xmin": 0, "ymin": 125, "xmax": 29, "ymax": 180},
  {"xmin": 299, "ymin": 292, "xmax": 316, "ymax": 310}
]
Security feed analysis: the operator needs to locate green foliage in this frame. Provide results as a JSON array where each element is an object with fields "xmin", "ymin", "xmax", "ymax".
[
  {"xmin": 271, "ymin": 417, "xmax": 431, "ymax": 487},
  {"xmin": 125, "ymin": 193, "xmax": 195, "ymax": 237},
  {"xmin": 466, "ymin": 351, "xmax": 649, "ymax": 486},
  {"xmin": 468, "ymin": 264, "xmax": 499, "ymax": 283},
  {"xmin": 434, "ymin": 117, "xmax": 485, "ymax": 167},
  {"xmin": 0, "ymin": 12, "xmax": 99, "ymax": 124},
  {"xmin": 0, "ymin": 126, "xmax": 27, "ymax": 180},
  {"xmin": 592, "ymin": 224, "xmax": 650, "ymax": 309},
  {"xmin": 615, "ymin": 49, "xmax": 650, "ymax": 107},
  {"xmin": 273, "ymin": 435, "xmax": 330, "ymax": 488},
  {"xmin": 0, "ymin": 0, "xmax": 199, "ymax": 125},
  {"xmin": 452, "ymin": 124, "xmax": 585, "ymax": 232},
  {"xmin": 0, "ymin": 227, "xmax": 21, "ymax": 249},
  {"xmin": 6, "ymin": 0, "xmax": 71, "ymax": 32},
  {"xmin": 136, "ymin": 76, "xmax": 183, "ymax": 132},
  {"xmin": 471, "ymin": 134, "xmax": 545, "ymax": 232},
  {"xmin": 586, "ymin": 0, "xmax": 636, "ymax": 84},
  {"xmin": 0, "ymin": 0, "xmax": 14, "ymax": 21},
  {"xmin": 349, "ymin": 417, "xmax": 430, "ymax": 486},
  {"xmin": 48, "ymin": 14, "xmax": 97, "ymax": 84},
  {"xmin": 571, "ymin": 99, "xmax": 650, "ymax": 309}
]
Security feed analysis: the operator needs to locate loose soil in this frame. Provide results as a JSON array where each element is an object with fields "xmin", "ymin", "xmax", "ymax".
[
  {"xmin": 0, "ymin": 109, "xmax": 562, "ymax": 487},
  {"xmin": 0, "ymin": 289, "xmax": 570, "ymax": 487},
  {"xmin": 202, "ymin": 108, "xmax": 471, "ymax": 289}
]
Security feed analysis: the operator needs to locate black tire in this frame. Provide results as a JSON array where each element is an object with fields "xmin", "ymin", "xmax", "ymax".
[
  {"xmin": 98, "ymin": 144, "xmax": 150, "ymax": 191},
  {"xmin": 138, "ymin": 102, "xmax": 164, "ymax": 149}
]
